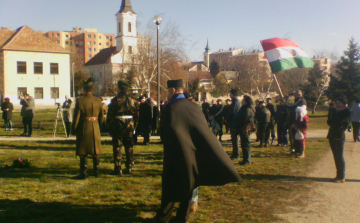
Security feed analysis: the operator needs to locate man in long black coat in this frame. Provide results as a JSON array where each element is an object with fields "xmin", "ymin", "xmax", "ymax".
[
  {"xmin": 134, "ymin": 97, "xmax": 152, "ymax": 145},
  {"xmin": 155, "ymin": 80, "xmax": 241, "ymax": 223},
  {"xmin": 256, "ymin": 101, "xmax": 271, "ymax": 147},
  {"xmin": 201, "ymin": 98, "xmax": 210, "ymax": 126},
  {"xmin": 266, "ymin": 98, "xmax": 276, "ymax": 144}
]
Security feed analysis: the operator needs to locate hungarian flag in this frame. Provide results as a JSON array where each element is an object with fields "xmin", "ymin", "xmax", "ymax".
[{"xmin": 260, "ymin": 37, "xmax": 314, "ymax": 73}]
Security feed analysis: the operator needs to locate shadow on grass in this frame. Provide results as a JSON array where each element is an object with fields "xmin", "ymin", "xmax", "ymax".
[
  {"xmin": 0, "ymin": 144, "xmax": 75, "ymax": 152},
  {"xmin": 0, "ymin": 167, "xmax": 79, "ymax": 179},
  {"xmin": 0, "ymin": 199, "xmax": 157, "ymax": 223},
  {"xmin": 242, "ymin": 174, "xmax": 360, "ymax": 183}
]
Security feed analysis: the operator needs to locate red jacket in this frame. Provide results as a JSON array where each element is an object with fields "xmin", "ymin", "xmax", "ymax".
[{"xmin": 294, "ymin": 115, "xmax": 309, "ymax": 138}]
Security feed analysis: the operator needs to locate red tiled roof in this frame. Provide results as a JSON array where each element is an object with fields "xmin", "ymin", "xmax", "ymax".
[
  {"xmin": 0, "ymin": 26, "xmax": 68, "ymax": 53},
  {"xmin": 85, "ymin": 47, "xmax": 118, "ymax": 66}
]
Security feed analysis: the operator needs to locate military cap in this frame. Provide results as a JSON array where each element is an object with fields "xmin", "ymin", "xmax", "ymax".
[
  {"xmin": 230, "ymin": 89, "xmax": 239, "ymax": 96},
  {"xmin": 83, "ymin": 78, "xmax": 95, "ymax": 91},
  {"xmin": 118, "ymin": 80, "xmax": 129, "ymax": 88},
  {"xmin": 167, "ymin": 79, "xmax": 183, "ymax": 88},
  {"xmin": 259, "ymin": 101, "xmax": 265, "ymax": 104}
]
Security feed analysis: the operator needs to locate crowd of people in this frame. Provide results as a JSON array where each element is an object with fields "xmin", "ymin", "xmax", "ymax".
[{"xmin": 1, "ymin": 77, "xmax": 359, "ymax": 222}]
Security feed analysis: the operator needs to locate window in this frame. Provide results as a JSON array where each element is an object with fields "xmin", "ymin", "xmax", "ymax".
[
  {"xmin": 70, "ymin": 42, "xmax": 72, "ymax": 46},
  {"xmin": 99, "ymin": 36, "xmax": 101, "ymax": 39},
  {"xmin": 87, "ymin": 41, "xmax": 91, "ymax": 45},
  {"xmin": 94, "ymin": 48, "xmax": 96, "ymax": 52},
  {"xmin": 56, "ymin": 33, "xmax": 60, "ymax": 37},
  {"xmin": 93, "ymin": 35, "xmax": 96, "ymax": 38},
  {"xmin": 99, "ymin": 43, "xmax": 102, "ymax": 45},
  {"xmin": 56, "ymin": 40, "xmax": 60, "ymax": 44},
  {"xmin": 50, "ymin": 63, "xmax": 59, "ymax": 74},
  {"xmin": 88, "ymin": 34, "xmax": 91, "ymax": 38},
  {"xmin": 65, "ymin": 34, "xmax": 69, "ymax": 38},
  {"xmin": 88, "ymin": 55, "xmax": 92, "ymax": 59},
  {"xmin": 106, "ymin": 42, "xmax": 109, "ymax": 46},
  {"xmin": 17, "ymin": 61, "xmax": 26, "ymax": 74},
  {"xmin": 34, "ymin": 62, "xmax": 43, "ymax": 74},
  {"xmin": 94, "ymin": 41, "xmax": 96, "ymax": 44},
  {"xmin": 88, "ymin": 48, "xmax": 92, "ymax": 52},
  {"xmin": 128, "ymin": 46, "xmax": 133, "ymax": 54},
  {"xmin": 79, "ymin": 35, "xmax": 83, "ymax": 39},
  {"xmin": 65, "ymin": 41, "xmax": 69, "ymax": 45},
  {"xmin": 128, "ymin": 22, "xmax": 131, "ymax": 32},
  {"xmin": 34, "ymin": 88, "xmax": 43, "ymax": 99},
  {"xmin": 79, "ymin": 48, "xmax": 84, "ymax": 52},
  {"xmin": 18, "ymin": 87, "xmax": 27, "ymax": 98},
  {"xmin": 79, "ymin": 42, "xmax": 83, "ymax": 45},
  {"xmin": 106, "ymin": 36, "xmax": 109, "ymax": 40},
  {"xmin": 50, "ymin": 87, "xmax": 59, "ymax": 99}
]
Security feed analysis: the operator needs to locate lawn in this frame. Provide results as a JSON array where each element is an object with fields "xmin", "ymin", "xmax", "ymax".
[{"xmin": 0, "ymin": 137, "xmax": 330, "ymax": 223}]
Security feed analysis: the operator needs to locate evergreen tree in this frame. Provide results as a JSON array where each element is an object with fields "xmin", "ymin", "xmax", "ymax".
[
  {"xmin": 209, "ymin": 60, "xmax": 220, "ymax": 78},
  {"xmin": 326, "ymin": 37, "xmax": 360, "ymax": 105}
]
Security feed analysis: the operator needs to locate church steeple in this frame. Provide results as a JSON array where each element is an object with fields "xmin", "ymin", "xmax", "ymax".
[
  {"xmin": 205, "ymin": 39, "xmax": 210, "ymax": 52},
  {"xmin": 119, "ymin": 0, "xmax": 136, "ymax": 14}
]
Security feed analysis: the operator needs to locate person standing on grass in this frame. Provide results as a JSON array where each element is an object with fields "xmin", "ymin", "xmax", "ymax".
[
  {"xmin": 154, "ymin": 80, "xmax": 241, "ymax": 223},
  {"xmin": 233, "ymin": 95, "xmax": 255, "ymax": 165},
  {"xmin": 72, "ymin": 78, "xmax": 104, "ymax": 179},
  {"xmin": 327, "ymin": 97, "xmax": 351, "ymax": 183},
  {"xmin": 293, "ymin": 106, "xmax": 309, "ymax": 158},
  {"xmin": 223, "ymin": 99, "xmax": 232, "ymax": 133},
  {"xmin": 201, "ymin": 98, "xmax": 210, "ymax": 126},
  {"xmin": 350, "ymin": 98, "xmax": 360, "ymax": 142},
  {"xmin": 2, "ymin": 97, "xmax": 14, "ymax": 131},
  {"xmin": 266, "ymin": 98, "xmax": 276, "ymax": 145},
  {"xmin": 227, "ymin": 89, "xmax": 241, "ymax": 160},
  {"xmin": 256, "ymin": 101, "xmax": 271, "ymax": 147},
  {"xmin": 20, "ymin": 94, "xmax": 35, "ymax": 137},
  {"xmin": 275, "ymin": 99, "xmax": 288, "ymax": 146},
  {"xmin": 62, "ymin": 95, "xmax": 72, "ymax": 137}
]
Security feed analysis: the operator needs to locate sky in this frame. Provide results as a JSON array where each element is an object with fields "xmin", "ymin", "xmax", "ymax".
[{"xmin": 1, "ymin": 0, "xmax": 360, "ymax": 62}]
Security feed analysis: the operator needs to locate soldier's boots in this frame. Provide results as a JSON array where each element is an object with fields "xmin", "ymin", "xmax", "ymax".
[
  {"xmin": 73, "ymin": 157, "xmax": 87, "ymax": 180},
  {"xmin": 264, "ymin": 141, "xmax": 269, "ymax": 147},
  {"xmin": 123, "ymin": 165, "xmax": 132, "ymax": 174},
  {"xmin": 112, "ymin": 163, "xmax": 123, "ymax": 176},
  {"xmin": 93, "ymin": 157, "xmax": 100, "ymax": 177},
  {"xmin": 257, "ymin": 142, "xmax": 263, "ymax": 148}
]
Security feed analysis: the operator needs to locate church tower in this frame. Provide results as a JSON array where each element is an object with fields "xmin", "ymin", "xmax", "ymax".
[
  {"xmin": 115, "ymin": 0, "xmax": 138, "ymax": 55},
  {"xmin": 204, "ymin": 39, "xmax": 211, "ymax": 67}
]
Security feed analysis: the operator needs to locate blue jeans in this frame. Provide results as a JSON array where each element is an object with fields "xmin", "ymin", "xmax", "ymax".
[
  {"xmin": 329, "ymin": 139, "xmax": 346, "ymax": 180},
  {"xmin": 4, "ymin": 119, "xmax": 13, "ymax": 130},
  {"xmin": 230, "ymin": 129, "xmax": 240, "ymax": 158},
  {"xmin": 240, "ymin": 132, "xmax": 251, "ymax": 163}
]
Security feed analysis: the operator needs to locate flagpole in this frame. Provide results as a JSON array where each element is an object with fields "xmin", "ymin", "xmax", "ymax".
[{"xmin": 272, "ymin": 73, "xmax": 284, "ymax": 98}]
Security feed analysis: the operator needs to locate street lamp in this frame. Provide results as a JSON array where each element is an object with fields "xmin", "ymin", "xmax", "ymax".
[{"xmin": 154, "ymin": 15, "xmax": 162, "ymax": 129}]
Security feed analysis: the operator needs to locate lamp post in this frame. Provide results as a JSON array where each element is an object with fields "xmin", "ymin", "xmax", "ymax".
[{"xmin": 154, "ymin": 15, "xmax": 162, "ymax": 129}]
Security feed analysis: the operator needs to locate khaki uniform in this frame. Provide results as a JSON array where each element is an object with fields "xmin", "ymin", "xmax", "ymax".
[{"xmin": 106, "ymin": 92, "xmax": 139, "ymax": 172}]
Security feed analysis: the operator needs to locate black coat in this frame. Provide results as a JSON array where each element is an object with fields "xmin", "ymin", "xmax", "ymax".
[
  {"xmin": 266, "ymin": 103, "xmax": 276, "ymax": 122},
  {"xmin": 138, "ymin": 101, "xmax": 152, "ymax": 129},
  {"xmin": 233, "ymin": 104, "xmax": 255, "ymax": 134},
  {"xmin": 275, "ymin": 105, "xmax": 288, "ymax": 124},
  {"xmin": 162, "ymin": 97, "xmax": 241, "ymax": 202},
  {"xmin": 226, "ymin": 98, "xmax": 241, "ymax": 127},
  {"xmin": 286, "ymin": 97, "xmax": 307, "ymax": 124},
  {"xmin": 1, "ymin": 102, "xmax": 14, "ymax": 120},
  {"xmin": 327, "ymin": 108, "xmax": 351, "ymax": 141},
  {"xmin": 202, "ymin": 102, "xmax": 210, "ymax": 118},
  {"xmin": 256, "ymin": 107, "xmax": 271, "ymax": 124}
]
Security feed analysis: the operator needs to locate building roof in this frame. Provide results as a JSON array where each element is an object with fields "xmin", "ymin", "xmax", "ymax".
[
  {"xmin": 85, "ymin": 47, "xmax": 118, "ymax": 66},
  {"xmin": 119, "ymin": 0, "xmax": 136, "ymax": 14},
  {"xmin": 0, "ymin": 26, "xmax": 68, "ymax": 53}
]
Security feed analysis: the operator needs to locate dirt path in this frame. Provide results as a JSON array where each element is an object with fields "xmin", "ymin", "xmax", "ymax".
[{"xmin": 278, "ymin": 131, "xmax": 360, "ymax": 223}]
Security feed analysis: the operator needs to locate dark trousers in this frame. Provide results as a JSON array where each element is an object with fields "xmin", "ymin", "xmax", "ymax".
[
  {"xmin": 258, "ymin": 122, "xmax": 269, "ymax": 144},
  {"xmin": 329, "ymin": 139, "xmax": 346, "ymax": 180},
  {"xmin": 22, "ymin": 116, "xmax": 33, "ymax": 136},
  {"xmin": 230, "ymin": 129, "xmax": 240, "ymax": 158},
  {"xmin": 240, "ymin": 132, "xmax": 251, "ymax": 163},
  {"xmin": 112, "ymin": 135, "xmax": 134, "ymax": 169},
  {"xmin": 156, "ymin": 192, "xmax": 193, "ymax": 223},
  {"xmin": 4, "ymin": 119, "xmax": 13, "ymax": 130},
  {"xmin": 65, "ymin": 122, "xmax": 71, "ymax": 137},
  {"xmin": 294, "ymin": 139, "xmax": 305, "ymax": 155},
  {"xmin": 133, "ymin": 126, "xmax": 151, "ymax": 144},
  {"xmin": 351, "ymin": 122, "xmax": 360, "ymax": 141},
  {"xmin": 215, "ymin": 120, "xmax": 223, "ymax": 137},
  {"xmin": 277, "ymin": 122, "xmax": 288, "ymax": 145}
]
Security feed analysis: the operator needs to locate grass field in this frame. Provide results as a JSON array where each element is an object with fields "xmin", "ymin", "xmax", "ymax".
[{"xmin": 0, "ymin": 137, "xmax": 330, "ymax": 223}]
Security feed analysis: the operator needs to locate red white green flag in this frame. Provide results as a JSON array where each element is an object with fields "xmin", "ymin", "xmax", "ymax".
[{"xmin": 260, "ymin": 37, "xmax": 314, "ymax": 73}]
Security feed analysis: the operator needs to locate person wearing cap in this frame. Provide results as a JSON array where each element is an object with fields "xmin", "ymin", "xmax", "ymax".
[
  {"xmin": 201, "ymin": 98, "xmax": 210, "ymax": 127},
  {"xmin": 2, "ymin": 97, "xmax": 14, "ymax": 131},
  {"xmin": 223, "ymin": 99, "xmax": 232, "ymax": 133},
  {"xmin": 327, "ymin": 97, "xmax": 351, "ymax": 183},
  {"xmin": 62, "ymin": 95, "xmax": 73, "ymax": 137},
  {"xmin": 286, "ymin": 90, "xmax": 307, "ymax": 152},
  {"xmin": 72, "ymin": 78, "xmax": 104, "ymax": 179},
  {"xmin": 20, "ymin": 93, "xmax": 35, "ymax": 137},
  {"xmin": 275, "ymin": 99, "xmax": 288, "ymax": 146},
  {"xmin": 266, "ymin": 98, "xmax": 276, "ymax": 145},
  {"xmin": 154, "ymin": 80, "xmax": 241, "ymax": 222},
  {"xmin": 133, "ymin": 96, "xmax": 152, "ymax": 145},
  {"xmin": 255, "ymin": 101, "xmax": 271, "ymax": 147},
  {"xmin": 106, "ymin": 80, "xmax": 139, "ymax": 176},
  {"xmin": 226, "ymin": 89, "xmax": 241, "ymax": 160}
]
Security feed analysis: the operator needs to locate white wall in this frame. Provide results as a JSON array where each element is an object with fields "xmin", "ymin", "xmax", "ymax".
[{"xmin": 3, "ymin": 50, "xmax": 71, "ymax": 106}]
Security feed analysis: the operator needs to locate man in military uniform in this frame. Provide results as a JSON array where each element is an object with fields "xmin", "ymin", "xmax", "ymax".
[
  {"xmin": 256, "ymin": 101, "xmax": 271, "ymax": 147},
  {"xmin": 266, "ymin": 98, "xmax": 276, "ymax": 144},
  {"xmin": 106, "ymin": 80, "xmax": 139, "ymax": 175},
  {"xmin": 72, "ymin": 78, "xmax": 103, "ymax": 179}
]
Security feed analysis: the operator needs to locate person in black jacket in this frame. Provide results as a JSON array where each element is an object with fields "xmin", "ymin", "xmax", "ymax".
[
  {"xmin": 2, "ymin": 97, "xmax": 14, "ymax": 131},
  {"xmin": 227, "ymin": 89, "xmax": 241, "ymax": 160},
  {"xmin": 223, "ymin": 99, "xmax": 232, "ymax": 133},
  {"xmin": 327, "ymin": 97, "xmax": 351, "ymax": 183},
  {"xmin": 254, "ymin": 100, "xmax": 261, "ymax": 142},
  {"xmin": 133, "ymin": 96, "xmax": 152, "ymax": 145},
  {"xmin": 201, "ymin": 98, "xmax": 210, "ymax": 126},
  {"xmin": 233, "ymin": 95, "xmax": 255, "ymax": 165},
  {"xmin": 62, "ymin": 95, "xmax": 72, "ymax": 137},
  {"xmin": 20, "ymin": 94, "xmax": 35, "ymax": 137},
  {"xmin": 154, "ymin": 80, "xmax": 241, "ymax": 222},
  {"xmin": 256, "ymin": 101, "xmax": 271, "ymax": 147},
  {"xmin": 214, "ymin": 99, "xmax": 224, "ymax": 141},
  {"xmin": 266, "ymin": 98, "xmax": 276, "ymax": 144},
  {"xmin": 275, "ymin": 99, "xmax": 288, "ymax": 146}
]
